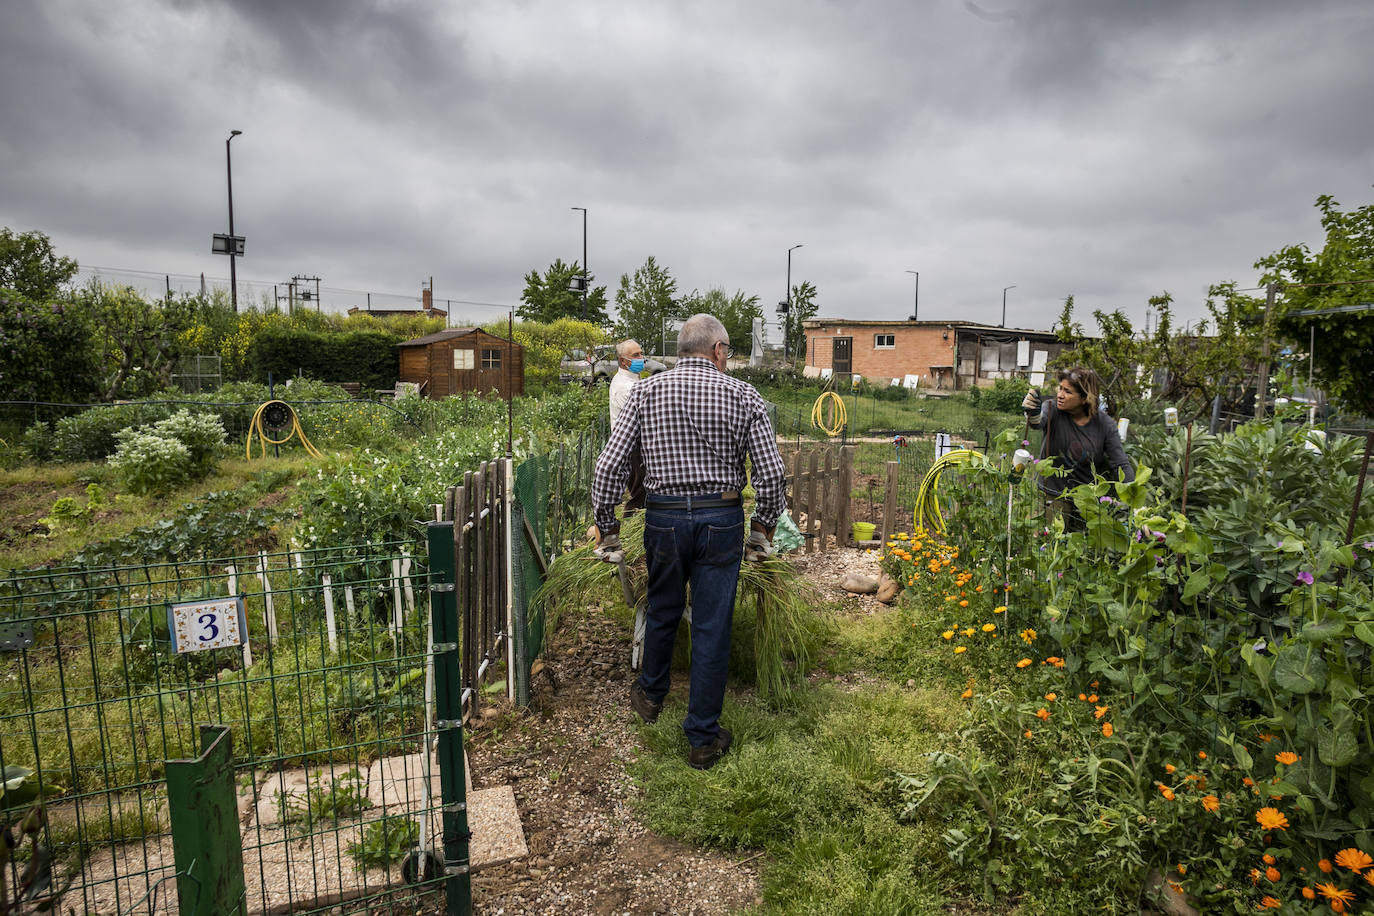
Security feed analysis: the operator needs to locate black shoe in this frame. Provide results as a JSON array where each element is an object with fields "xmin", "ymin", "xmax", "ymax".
[
  {"xmin": 688, "ymin": 727, "xmax": 733, "ymax": 770},
  {"xmin": 630, "ymin": 684, "xmax": 663, "ymax": 723}
]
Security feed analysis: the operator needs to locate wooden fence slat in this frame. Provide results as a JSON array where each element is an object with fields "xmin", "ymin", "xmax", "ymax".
[
  {"xmin": 838, "ymin": 446, "xmax": 854, "ymax": 545},
  {"xmin": 806, "ymin": 450, "xmax": 819, "ymax": 554},
  {"xmin": 881, "ymin": 461, "xmax": 899, "ymax": 546}
]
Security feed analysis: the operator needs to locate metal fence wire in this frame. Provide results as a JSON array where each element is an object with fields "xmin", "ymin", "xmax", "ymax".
[{"xmin": 0, "ymin": 539, "xmax": 457, "ymax": 915}]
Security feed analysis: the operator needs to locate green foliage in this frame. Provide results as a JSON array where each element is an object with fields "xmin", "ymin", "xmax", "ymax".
[
  {"xmin": 74, "ymin": 281, "xmax": 202, "ymax": 400},
  {"xmin": 347, "ymin": 816, "xmax": 420, "ymax": 869},
  {"xmin": 276, "ymin": 768, "xmax": 373, "ymax": 833},
  {"xmin": 150, "ymin": 410, "xmax": 226, "ymax": 475},
  {"xmin": 965, "ymin": 378, "xmax": 1030, "ymax": 413},
  {"xmin": 0, "ymin": 228, "xmax": 77, "ymax": 300},
  {"xmin": 614, "ymin": 256, "xmax": 683, "ymax": 349},
  {"xmin": 1258, "ymin": 191, "xmax": 1374, "ymax": 416},
  {"xmin": 51, "ymin": 402, "xmax": 175, "ymax": 463},
  {"xmin": 108, "ymin": 410, "xmax": 226, "ymax": 495},
  {"xmin": 518, "ymin": 258, "xmax": 610, "ymax": 325},
  {"xmin": 785, "ymin": 280, "xmax": 818, "ymax": 361},
  {"xmin": 246, "ymin": 322, "xmax": 401, "ymax": 390},
  {"xmin": 0, "ymin": 290, "xmax": 100, "ymax": 403},
  {"xmin": 679, "ymin": 287, "xmax": 762, "ymax": 354},
  {"xmin": 19, "ymin": 421, "xmax": 54, "ymax": 463},
  {"xmin": 478, "ymin": 317, "xmax": 606, "ymax": 395}
]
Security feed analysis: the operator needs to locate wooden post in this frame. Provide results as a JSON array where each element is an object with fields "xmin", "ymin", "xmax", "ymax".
[
  {"xmin": 838, "ymin": 446, "xmax": 854, "ymax": 546},
  {"xmin": 881, "ymin": 461, "xmax": 899, "ymax": 546},
  {"xmin": 806, "ymin": 449, "xmax": 820, "ymax": 554}
]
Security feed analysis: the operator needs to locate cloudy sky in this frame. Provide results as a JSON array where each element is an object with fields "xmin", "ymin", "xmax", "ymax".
[{"xmin": 2, "ymin": 0, "xmax": 1371, "ymax": 335}]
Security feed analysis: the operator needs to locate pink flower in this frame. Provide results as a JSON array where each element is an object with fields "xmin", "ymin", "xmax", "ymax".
[{"xmin": 1296, "ymin": 571, "xmax": 1314, "ymax": 585}]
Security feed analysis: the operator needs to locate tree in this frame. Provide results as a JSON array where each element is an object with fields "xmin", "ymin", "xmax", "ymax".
[
  {"xmin": 0, "ymin": 228, "xmax": 78, "ymax": 300},
  {"xmin": 0, "ymin": 290, "xmax": 99, "ymax": 403},
  {"xmin": 74, "ymin": 282, "xmax": 200, "ymax": 400},
  {"xmin": 1255, "ymin": 192, "xmax": 1374, "ymax": 416},
  {"xmin": 518, "ymin": 259, "xmax": 609, "ymax": 325},
  {"xmin": 785, "ymin": 281, "xmax": 818, "ymax": 360},
  {"xmin": 677, "ymin": 287, "xmax": 762, "ymax": 354},
  {"xmin": 614, "ymin": 256, "xmax": 683, "ymax": 354},
  {"xmin": 480, "ymin": 317, "xmax": 606, "ymax": 394}
]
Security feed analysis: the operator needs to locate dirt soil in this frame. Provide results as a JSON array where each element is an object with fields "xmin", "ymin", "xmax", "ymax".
[{"xmin": 463, "ymin": 546, "xmax": 886, "ymax": 916}]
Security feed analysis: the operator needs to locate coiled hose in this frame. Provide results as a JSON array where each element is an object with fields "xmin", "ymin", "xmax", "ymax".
[
  {"xmin": 912, "ymin": 448, "xmax": 984, "ymax": 536},
  {"xmin": 810, "ymin": 391, "xmax": 848, "ymax": 437},
  {"xmin": 246, "ymin": 400, "xmax": 324, "ymax": 459}
]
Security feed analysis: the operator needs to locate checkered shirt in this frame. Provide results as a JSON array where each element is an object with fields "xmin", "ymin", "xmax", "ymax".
[{"xmin": 592, "ymin": 357, "xmax": 786, "ymax": 533}]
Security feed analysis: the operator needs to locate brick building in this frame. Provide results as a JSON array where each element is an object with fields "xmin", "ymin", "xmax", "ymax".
[{"xmin": 801, "ymin": 320, "xmax": 1069, "ymax": 391}]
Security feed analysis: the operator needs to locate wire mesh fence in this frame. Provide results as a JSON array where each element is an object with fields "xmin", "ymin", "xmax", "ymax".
[{"xmin": 0, "ymin": 538, "xmax": 454, "ymax": 915}]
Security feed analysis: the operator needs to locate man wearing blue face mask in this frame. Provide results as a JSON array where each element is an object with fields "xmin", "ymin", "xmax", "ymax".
[{"xmin": 609, "ymin": 339, "xmax": 647, "ymax": 511}]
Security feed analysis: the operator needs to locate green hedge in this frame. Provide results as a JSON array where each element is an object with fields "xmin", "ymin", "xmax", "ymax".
[{"xmin": 245, "ymin": 325, "xmax": 402, "ymax": 391}]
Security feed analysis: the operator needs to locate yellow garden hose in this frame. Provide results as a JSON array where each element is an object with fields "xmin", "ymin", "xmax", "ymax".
[
  {"xmin": 246, "ymin": 400, "xmax": 324, "ymax": 459},
  {"xmin": 912, "ymin": 448, "xmax": 983, "ymax": 536},
  {"xmin": 810, "ymin": 391, "xmax": 848, "ymax": 437}
]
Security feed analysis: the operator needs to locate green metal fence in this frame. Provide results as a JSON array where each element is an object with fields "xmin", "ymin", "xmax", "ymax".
[{"xmin": 0, "ymin": 538, "xmax": 461, "ymax": 914}]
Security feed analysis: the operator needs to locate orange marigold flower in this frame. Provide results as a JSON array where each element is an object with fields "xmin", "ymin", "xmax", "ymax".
[
  {"xmin": 1016, "ymin": 658, "xmax": 1032, "ymax": 668},
  {"xmin": 1255, "ymin": 807, "xmax": 1289, "ymax": 831},
  {"xmin": 1024, "ymin": 729, "xmax": 1033, "ymax": 739},
  {"xmin": 1263, "ymin": 854, "xmax": 1276, "ymax": 865},
  {"xmin": 1095, "ymin": 705, "xmax": 1109, "ymax": 719},
  {"xmin": 1249, "ymin": 868, "xmax": 1262, "ymax": 885},
  {"xmin": 1201, "ymin": 795, "xmax": 1220, "ymax": 812},
  {"xmin": 1334, "ymin": 848, "xmax": 1374, "ymax": 874},
  {"xmin": 1102, "ymin": 722, "xmax": 1114, "ymax": 737},
  {"xmin": 1366, "ymin": 870, "xmax": 1374, "ymax": 888},
  {"xmin": 958, "ymin": 599, "xmax": 969, "ymax": 607},
  {"xmin": 1177, "ymin": 864, "xmax": 1187, "ymax": 875},
  {"xmin": 960, "ymin": 687, "xmax": 973, "ymax": 699},
  {"xmin": 1316, "ymin": 882, "xmax": 1355, "ymax": 910},
  {"xmin": 1302, "ymin": 886, "xmax": 1315, "ymax": 899},
  {"xmin": 1243, "ymin": 777, "xmax": 1256, "ymax": 787},
  {"xmin": 1275, "ymin": 751, "xmax": 1299, "ymax": 766},
  {"xmin": 1257, "ymin": 896, "xmax": 1281, "ymax": 910},
  {"xmin": 1044, "ymin": 692, "xmax": 1057, "ymax": 702},
  {"xmin": 1197, "ymin": 751, "xmax": 1207, "ymax": 760},
  {"xmin": 1087, "ymin": 693, "xmax": 1098, "ymax": 702},
  {"xmin": 1165, "ymin": 763, "xmax": 1176, "ymax": 774},
  {"xmin": 1265, "ymin": 866, "xmax": 1280, "ymax": 882},
  {"xmin": 1091, "ymin": 680, "xmax": 1099, "ymax": 687},
  {"xmin": 1160, "ymin": 785, "xmax": 1176, "ymax": 801},
  {"xmin": 1036, "ymin": 708, "xmax": 1050, "ymax": 721},
  {"xmin": 1257, "ymin": 732, "xmax": 1275, "ymax": 742},
  {"xmin": 1319, "ymin": 859, "xmax": 1334, "ymax": 874}
]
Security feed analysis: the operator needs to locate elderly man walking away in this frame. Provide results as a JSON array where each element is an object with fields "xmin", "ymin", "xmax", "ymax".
[
  {"xmin": 608, "ymin": 339, "xmax": 647, "ymax": 512},
  {"xmin": 591, "ymin": 314, "xmax": 785, "ymax": 769}
]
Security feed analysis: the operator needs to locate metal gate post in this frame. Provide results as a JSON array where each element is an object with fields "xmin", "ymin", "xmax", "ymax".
[
  {"xmin": 165, "ymin": 725, "xmax": 246, "ymax": 916},
  {"xmin": 427, "ymin": 521, "xmax": 473, "ymax": 916}
]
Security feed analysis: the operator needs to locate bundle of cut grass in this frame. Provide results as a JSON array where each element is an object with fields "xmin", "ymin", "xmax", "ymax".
[{"xmin": 532, "ymin": 512, "xmax": 822, "ymax": 698}]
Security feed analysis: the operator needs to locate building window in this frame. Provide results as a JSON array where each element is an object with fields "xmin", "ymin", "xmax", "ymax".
[
  {"xmin": 481, "ymin": 348, "xmax": 502, "ymax": 370},
  {"xmin": 875, "ymin": 333, "xmax": 895, "ymax": 349},
  {"xmin": 453, "ymin": 349, "xmax": 474, "ymax": 370}
]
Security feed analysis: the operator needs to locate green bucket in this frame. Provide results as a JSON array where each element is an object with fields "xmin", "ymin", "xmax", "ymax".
[{"xmin": 851, "ymin": 522, "xmax": 876, "ymax": 542}]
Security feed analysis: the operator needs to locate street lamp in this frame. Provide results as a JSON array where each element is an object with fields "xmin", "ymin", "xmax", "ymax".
[
  {"xmin": 1001, "ymin": 285, "xmax": 1016, "ymax": 328},
  {"xmin": 905, "ymin": 270, "xmax": 919, "ymax": 321},
  {"xmin": 778, "ymin": 243, "xmax": 803, "ymax": 361},
  {"xmin": 570, "ymin": 207, "xmax": 587, "ymax": 321},
  {"xmin": 226, "ymin": 129, "xmax": 242, "ymax": 312}
]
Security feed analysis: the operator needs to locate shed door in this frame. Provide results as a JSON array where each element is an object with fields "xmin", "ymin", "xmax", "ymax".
[{"xmin": 832, "ymin": 337, "xmax": 852, "ymax": 374}]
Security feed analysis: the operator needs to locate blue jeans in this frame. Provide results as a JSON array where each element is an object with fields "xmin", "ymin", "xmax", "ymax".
[{"xmin": 637, "ymin": 504, "xmax": 744, "ymax": 747}]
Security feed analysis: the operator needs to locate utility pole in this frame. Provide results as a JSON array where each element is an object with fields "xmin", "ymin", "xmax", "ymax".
[
  {"xmin": 1255, "ymin": 283, "xmax": 1275, "ymax": 420},
  {"xmin": 905, "ymin": 270, "xmax": 919, "ymax": 321},
  {"xmin": 571, "ymin": 207, "xmax": 588, "ymax": 321}
]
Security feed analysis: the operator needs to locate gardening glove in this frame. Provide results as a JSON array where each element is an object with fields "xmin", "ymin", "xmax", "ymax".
[
  {"xmin": 744, "ymin": 527, "xmax": 775, "ymax": 563},
  {"xmin": 1021, "ymin": 388, "xmax": 1042, "ymax": 413},
  {"xmin": 593, "ymin": 532, "xmax": 624, "ymax": 565}
]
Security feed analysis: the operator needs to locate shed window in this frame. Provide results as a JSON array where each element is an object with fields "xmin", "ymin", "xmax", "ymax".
[
  {"xmin": 453, "ymin": 349, "xmax": 474, "ymax": 370},
  {"xmin": 481, "ymin": 348, "xmax": 502, "ymax": 370},
  {"xmin": 875, "ymin": 333, "xmax": 895, "ymax": 349}
]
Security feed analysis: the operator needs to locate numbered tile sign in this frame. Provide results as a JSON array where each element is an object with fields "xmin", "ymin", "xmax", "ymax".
[{"xmin": 167, "ymin": 597, "xmax": 247, "ymax": 654}]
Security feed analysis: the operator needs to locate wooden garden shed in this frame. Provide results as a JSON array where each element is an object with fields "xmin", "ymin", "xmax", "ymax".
[{"xmin": 396, "ymin": 327, "xmax": 525, "ymax": 399}]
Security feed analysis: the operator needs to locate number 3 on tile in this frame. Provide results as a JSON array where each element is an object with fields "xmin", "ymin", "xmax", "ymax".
[{"xmin": 167, "ymin": 597, "xmax": 247, "ymax": 654}]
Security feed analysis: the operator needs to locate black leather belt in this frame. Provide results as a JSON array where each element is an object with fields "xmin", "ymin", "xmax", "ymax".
[{"xmin": 646, "ymin": 492, "xmax": 742, "ymax": 510}]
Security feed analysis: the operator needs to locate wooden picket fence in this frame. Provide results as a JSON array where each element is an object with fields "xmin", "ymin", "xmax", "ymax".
[{"xmin": 784, "ymin": 444, "xmax": 854, "ymax": 553}]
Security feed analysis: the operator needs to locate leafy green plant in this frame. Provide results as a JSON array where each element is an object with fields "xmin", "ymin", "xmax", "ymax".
[
  {"xmin": 108, "ymin": 430, "xmax": 192, "ymax": 495},
  {"xmin": 347, "ymin": 816, "xmax": 420, "ymax": 869},
  {"xmin": 276, "ymin": 768, "xmax": 373, "ymax": 833}
]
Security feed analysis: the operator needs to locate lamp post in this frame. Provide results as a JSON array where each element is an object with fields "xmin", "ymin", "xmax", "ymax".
[
  {"xmin": 226, "ymin": 129, "xmax": 242, "ymax": 312},
  {"xmin": 781, "ymin": 243, "xmax": 803, "ymax": 361},
  {"xmin": 571, "ymin": 207, "xmax": 587, "ymax": 321},
  {"xmin": 1001, "ymin": 285, "xmax": 1016, "ymax": 328},
  {"xmin": 905, "ymin": 270, "xmax": 919, "ymax": 321}
]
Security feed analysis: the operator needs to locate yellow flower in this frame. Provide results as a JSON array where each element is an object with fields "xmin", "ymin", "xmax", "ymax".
[
  {"xmin": 1255, "ymin": 807, "xmax": 1289, "ymax": 831},
  {"xmin": 962, "ymin": 627, "xmax": 976, "ymax": 637},
  {"xmin": 1274, "ymin": 751, "xmax": 1299, "ymax": 766},
  {"xmin": 1020, "ymin": 628, "xmax": 1037, "ymax": 644},
  {"xmin": 954, "ymin": 646, "xmax": 967, "ymax": 654},
  {"xmin": 942, "ymin": 630, "xmax": 954, "ymax": 640},
  {"xmin": 1316, "ymin": 882, "xmax": 1355, "ymax": 910},
  {"xmin": 1334, "ymin": 848, "xmax": 1374, "ymax": 874},
  {"xmin": 994, "ymin": 605, "xmax": 1007, "ymax": 614},
  {"xmin": 982, "ymin": 623, "xmax": 996, "ymax": 632},
  {"xmin": 1016, "ymin": 658, "xmax": 1032, "ymax": 668},
  {"xmin": 1036, "ymin": 708, "xmax": 1050, "ymax": 721},
  {"xmin": 1101, "ymin": 722, "xmax": 1114, "ymax": 737},
  {"xmin": 1201, "ymin": 795, "xmax": 1220, "ymax": 812}
]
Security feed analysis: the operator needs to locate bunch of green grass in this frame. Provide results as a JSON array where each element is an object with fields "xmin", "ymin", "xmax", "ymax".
[{"xmin": 532, "ymin": 513, "xmax": 825, "ymax": 697}]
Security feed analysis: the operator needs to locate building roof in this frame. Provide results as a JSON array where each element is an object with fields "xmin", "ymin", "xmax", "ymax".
[
  {"xmin": 397, "ymin": 327, "xmax": 480, "ymax": 347},
  {"xmin": 803, "ymin": 318, "xmax": 1058, "ymax": 337}
]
